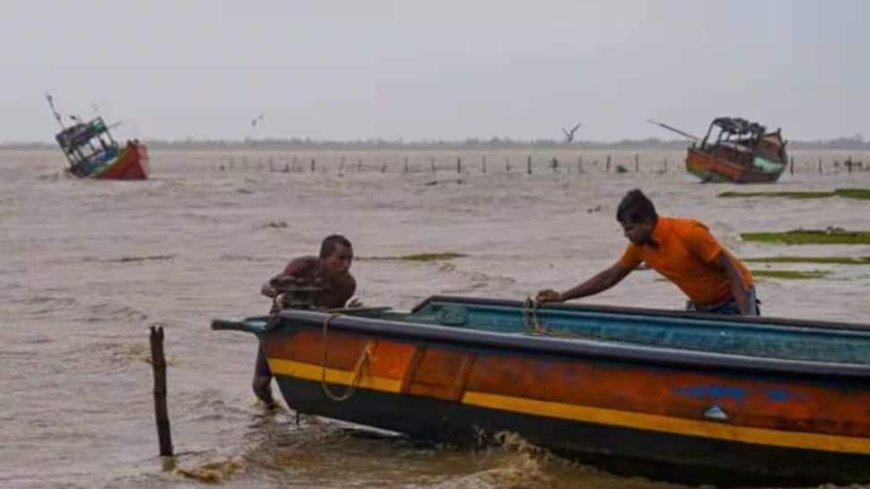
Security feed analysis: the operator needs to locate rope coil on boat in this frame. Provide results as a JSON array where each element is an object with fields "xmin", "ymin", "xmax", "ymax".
[
  {"xmin": 320, "ymin": 313, "xmax": 372, "ymax": 402},
  {"xmin": 522, "ymin": 297, "xmax": 601, "ymax": 340},
  {"xmin": 522, "ymin": 296, "xmax": 547, "ymax": 334}
]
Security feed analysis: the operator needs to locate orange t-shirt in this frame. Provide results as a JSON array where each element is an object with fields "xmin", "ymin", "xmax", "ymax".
[{"xmin": 618, "ymin": 217, "xmax": 752, "ymax": 305}]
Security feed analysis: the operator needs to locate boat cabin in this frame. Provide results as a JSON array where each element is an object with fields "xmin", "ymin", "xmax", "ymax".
[{"xmin": 55, "ymin": 117, "xmax": 120, "ymax": 176}]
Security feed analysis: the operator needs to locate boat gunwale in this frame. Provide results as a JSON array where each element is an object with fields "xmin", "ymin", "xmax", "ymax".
[
  {"xmin": 414, "ymin": 295, "xmax": 870, "ymax": 333},
  {"xmin": 265, "ymin": 304, "xmax": 870, "ymax": 380}
]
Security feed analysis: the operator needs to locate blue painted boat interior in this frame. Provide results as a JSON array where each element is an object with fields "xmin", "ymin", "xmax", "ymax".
[{"xmin": 400, "ymin": 298, "xmax": 870, "ymax": 365}]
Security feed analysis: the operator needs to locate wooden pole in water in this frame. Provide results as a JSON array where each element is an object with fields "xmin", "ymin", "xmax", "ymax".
[
  {"xmin": 310, "ymin": 159, "xmax": 316, "ymax": 172},
  {"xmin": 606, "ymin": 155, "xmax": 611, "ymax": 172},
  {"xmin": 789, "ymin": 157, "xmax": 794, "ymax": 175},
  {"xmin": 457, "ymin": 157, "xmax": 462, "ymax": 173},
  {"xmin": 818, "ymin": 157, "xmax": 822, "ymax": 175},
  {"xmin": 404, "ymin": 157, "xmax": 408, "ymax": 174},
  {"xmin": 358, "ymin": 158, "xmax": 362, "ymax": 172},
  {"xmin": 577, "ymin": 156, "xmax": 583, "ymax": 173},
  {"xmin": 634, "ymin": 153, "xmax": 639, "ymax": 172},
  {"xmin": 149, "ymin": 326, "xmax": 173, "ymax": 457},
  {"xmin": 527, "ymin": 155, "xmax": 532, "ymax": 175},
  {"xmin": 430, "ymin": 156, "xmax": 436, "ymax": 173},
  {"xmin": 482, "ymin": 156, "xmax": 487, "ymax": 174}
]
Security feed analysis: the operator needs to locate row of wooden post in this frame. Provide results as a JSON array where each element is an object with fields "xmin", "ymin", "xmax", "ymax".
[
  {"xmin": 219, "ymin": 154, "xmax": 864, "ymax": 176},
  {"xmin": 218, "ymin": 154, "xmax": 673, "ymax": 175}
]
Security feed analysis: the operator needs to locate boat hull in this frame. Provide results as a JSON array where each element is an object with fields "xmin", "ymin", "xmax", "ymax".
[
  {"xmin": 250, "ymin": 302, "xmax": 870, "ymax": 487},
  {"xmin": 88, "ymin": 142, "xmax": 149, "ymax": 180},
  {"xmin": 686, "ymin": 148, "xmax": 784, "ymax": 184},
  {"xmin": 277, "ymin": 372, "xmax": 870, "ymax": 487}
]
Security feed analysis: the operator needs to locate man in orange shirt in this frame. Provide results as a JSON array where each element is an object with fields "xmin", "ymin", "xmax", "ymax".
[{"xmin": 537, "ymin": 189, "xmax": 759, "ymax": 315}]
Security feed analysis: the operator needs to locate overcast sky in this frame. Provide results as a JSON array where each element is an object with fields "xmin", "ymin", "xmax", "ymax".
[{"xmin": 1, "ymin": 0, "xmax": 867, "ymax": 142}]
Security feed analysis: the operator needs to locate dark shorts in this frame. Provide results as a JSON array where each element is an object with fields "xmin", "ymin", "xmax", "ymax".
[
  {"xmin": 254, "ymin": 343, "xmax": 272, "ymax": 377},
  {"xmin": 687, "ymin": 287, "xmax": 761, "ymax": 316}
]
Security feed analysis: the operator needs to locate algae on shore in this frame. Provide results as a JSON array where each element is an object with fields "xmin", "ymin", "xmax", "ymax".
[
  {"xmin": 718, "ymin": 188, "xmax": 870, "ymax": 200},
  {"xmin": 744, "ymin": 256, "xmax": 870, "ymax": 265},
  {"xmin": 751, "ymin": 270, "xmax": 830, "ymax": 280},
  {"xmin": 359, "ymin": 252, "xmax": 468, "ymax": 262},
  {"xmin": 740, "ymin": 230, "xmax": 870, "ymax": 245}
]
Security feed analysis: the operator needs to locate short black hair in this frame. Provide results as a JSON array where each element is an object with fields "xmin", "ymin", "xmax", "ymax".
[
  {"xmin": 320, "ymin": 234, "xmax": 352, "ymax": 258},
  {"xmin": 616, "ymin": 189, "xmax": 658, "ymax": 224}
]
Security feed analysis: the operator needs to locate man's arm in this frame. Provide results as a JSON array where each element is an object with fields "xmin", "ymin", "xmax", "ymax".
[
  {"xmin": 714, "ymin": 252, "xmax": 750, "ymax": 314},
  {"xmin": 681, "ymin": 222, "xmax": 752, "ymax": 315},
  {"xmin": 261, "ymin": 256, "xmax": 317, "ymax": 298},
  {"xmin": 261, "ymin": 277, "xmax": 280, "ymax": 298},
  {"xmin": 538, "ymin": 262, "xmax": 634, "ymax": 303}
]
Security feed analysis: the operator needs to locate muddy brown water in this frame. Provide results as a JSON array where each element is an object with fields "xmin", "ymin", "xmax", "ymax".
[{"xmin": 2, "ymin": 149, "xmax": 868, "ymax": 489}]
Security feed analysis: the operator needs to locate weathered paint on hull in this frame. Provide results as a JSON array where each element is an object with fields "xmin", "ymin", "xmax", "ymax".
[
  {"xmin": 686, "ymin": 149, "xmax": 784, "ymax": 184},
  {"xmin": 263, "ymin": 325, "xmax": 870, "ymax": 486},
  {"xmin": 89, "ymin": 143, "xmax": 149, "ymax": 180},
  {"xmin": 277, "ymin": 375, "xmax": 870, "ymax": 487}
]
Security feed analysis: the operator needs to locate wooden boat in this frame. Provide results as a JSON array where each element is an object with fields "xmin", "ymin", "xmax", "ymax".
[
  {"xmin": 651, "ymin": 117, "xmax": 787, "ymax": 183},
  {"xmin": 213, "ymin": 296, "xmax": 870, "ymax": 486},
  {"xmin": 46, "ymin": 95, "xmax": 149, "ymax": 180}
]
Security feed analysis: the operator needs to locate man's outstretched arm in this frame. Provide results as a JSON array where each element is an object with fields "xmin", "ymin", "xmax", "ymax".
[{"xmin": 537, "ymin": 262, "xmax": 634, "ymax": 303}]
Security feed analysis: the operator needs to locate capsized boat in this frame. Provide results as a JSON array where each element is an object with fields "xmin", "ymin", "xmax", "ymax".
[
  {"xmin": 46, "ymin": 94, "xmax": 149, "ymax": 180},
  {"xmin": 212, "ymin": 296, "xmax": 870, "ymax": 486},
  {"xmin": 650, "ymin": 117, "xmax": 788, "ymax": 183}
]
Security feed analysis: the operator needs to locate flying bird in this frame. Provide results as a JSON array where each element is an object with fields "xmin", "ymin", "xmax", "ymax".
[
  {"xmin": 251, "ymin": 113, "xmax": 265, "ymax": 128},
  {"xmin": 562, "ymin": 123, "xmax": 582, "ymax": 143}
]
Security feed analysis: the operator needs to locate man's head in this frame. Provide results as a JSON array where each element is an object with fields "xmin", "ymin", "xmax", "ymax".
[
  {"xmin": 319, "ymin": 234, "xmax": 353, "ymax": 276},
  {"xmin": 616, "ymin": 189, "xmax": 658, "ymax": 245}
]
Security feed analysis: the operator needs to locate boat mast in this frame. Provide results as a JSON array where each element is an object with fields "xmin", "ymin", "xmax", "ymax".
[
  {"xmin": 646, "ymin": 119, "xmax": 700, "ymax": 142},
  {"xmin": 45, "ymin": 93, "xmax": 65, "ymax": 129}
]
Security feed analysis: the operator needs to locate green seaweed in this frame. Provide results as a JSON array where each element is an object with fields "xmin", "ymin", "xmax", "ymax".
[
  {"xmin": 719, "ymin": 191, "xmax": 834, "ymax": 199},
  {"xmin": 398, "ymin": 252, "xmax": 468, "ymax": 261},
  {"xmin": 654, "ymin": 269, "xmax": 830, "ymax": 282},
  {"xmin": 744, "ymin": 256, "xmax": 870, "ymax": 265},
  {"xmin": 718, "ymin": 188, "xmax": 870, "ymax": 200},
  {"xmin": 359, "ymin": 252, "xmax": 468, "ymax": 262},
  {"xmin": 834, "ymin": 188, "xmax": 870, "ymax": 200},
  {"xmin": 740, "ymin": 230, "xmax": 870, "ymax": 245},
  {"xmin": 751, "ymin": 270, "xmax": 830, "ymax": 280}
]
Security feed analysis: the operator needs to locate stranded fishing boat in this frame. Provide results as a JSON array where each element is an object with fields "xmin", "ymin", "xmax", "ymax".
[
  {"xmin": 213, "ymin": 296, "xmax": 870, "ymax": 486},
  {"xmin": 650, "ymin": 117, "xmax": 788, "ymax": 183},
  {"xmin": 45, "ymin": 94, "xmax": 149, "ymax": 180}
]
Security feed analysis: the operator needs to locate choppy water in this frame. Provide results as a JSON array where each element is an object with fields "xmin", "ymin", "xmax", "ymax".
[{"xmin": 2, "ymin": 148, "xmax": 868, "ymax": 489}]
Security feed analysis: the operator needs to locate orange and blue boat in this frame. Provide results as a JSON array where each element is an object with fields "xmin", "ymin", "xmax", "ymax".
[
  {"xmin": 213, "ymin": 296, "xmax": 870, "ymax": 486},
  {"xmin": 46, "ymin": 95, "xmax": 149, "ymax": 180},
  {"xmin": 650, "ymin": 117, "xmax": 788, "ymax": 184}
]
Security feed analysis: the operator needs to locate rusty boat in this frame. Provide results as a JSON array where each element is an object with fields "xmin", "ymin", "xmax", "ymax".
[
  {"xmin": 213, "ymin": 296, "xmax": 870, "ymax": 486},
  {"xmin": 46, "ymin": 95, "xmax": 149, "ymax": 180},
  {"xmin": 651, "ymin": 117, "xmax": 788, "ymax": 183}
]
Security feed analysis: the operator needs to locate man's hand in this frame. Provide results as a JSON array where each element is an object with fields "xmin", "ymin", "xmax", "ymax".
[
  {"xmin": 347, "ymin": 298, "xmax": 363, "ymax": 308},
  {"xmin": 535, "ymin": 289, "xmax": 562, "ymax": 304}
]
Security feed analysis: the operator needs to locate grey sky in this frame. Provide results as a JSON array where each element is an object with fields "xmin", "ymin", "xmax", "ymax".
[{"xmin": 2, "ymin": 0, "xmax": 867, "ymax": 142}]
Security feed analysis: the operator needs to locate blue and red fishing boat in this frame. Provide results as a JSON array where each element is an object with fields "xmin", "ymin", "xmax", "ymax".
[
  {"xmin": 46, "ymin": 95, "xmax": 149, "ymax": 180},
  {"xmin": 213, "ymin": 296, "xmax": 870, "ymax": 486}
]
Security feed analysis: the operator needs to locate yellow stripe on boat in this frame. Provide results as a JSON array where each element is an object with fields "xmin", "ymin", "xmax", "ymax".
[
  {"xmin": 268, "ymin": 357, "xmax": 870, "ymax": 455},
  {"xmin": 268, "ymin": 358, "xmax": 402, "ymax": 393},
  {"xmin": 462, "ymin": 391, "xmax": 870, "ymax": 455}
]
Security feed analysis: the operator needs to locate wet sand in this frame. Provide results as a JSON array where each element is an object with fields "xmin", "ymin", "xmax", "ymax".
[{"xmin": 2, "ymin": 148, "xmax": 868, "ymax": 489}]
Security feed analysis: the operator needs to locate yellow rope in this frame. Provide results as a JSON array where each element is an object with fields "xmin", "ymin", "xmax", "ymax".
[
  {"xmin": 522, "ymin": 296, "xmax": 547, "ymax": 334},
  {"xmin": 523, "ymin": 296, "xmax": 601, "ymax": 340},
  {"xmin": 320, "ymin": 313, "xmax": 372, "ymax": 402}
]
